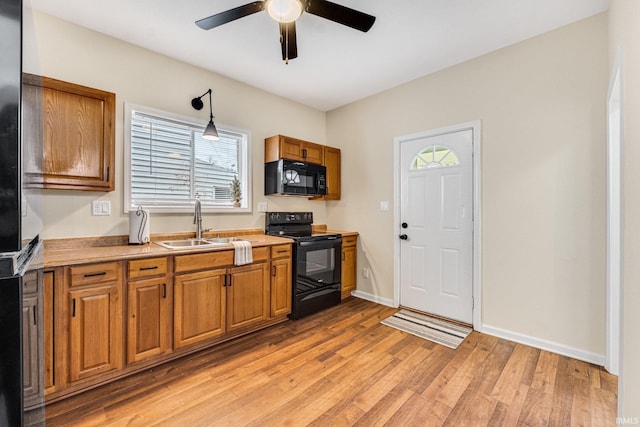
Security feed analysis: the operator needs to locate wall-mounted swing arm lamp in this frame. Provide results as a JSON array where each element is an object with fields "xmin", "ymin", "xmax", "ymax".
[{"xmin": 191, "ymin": 88, "xmax": 219, "ymax": 141}]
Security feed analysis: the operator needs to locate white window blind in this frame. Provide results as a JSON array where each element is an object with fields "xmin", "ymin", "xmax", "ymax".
[{"xmin": 125, "ymin": 105, "xmax": 250, "ymax": 212}]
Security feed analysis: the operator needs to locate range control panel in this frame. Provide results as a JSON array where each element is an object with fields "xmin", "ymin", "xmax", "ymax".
[{"xmin": 265, "ymin": 212, "xmax": 313, "ymax": 226}]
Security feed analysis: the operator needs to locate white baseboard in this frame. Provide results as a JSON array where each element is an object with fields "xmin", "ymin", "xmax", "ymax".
[
  {"xmin": 481, "ymin": 324, "xmax": 605, "ymax": 366},
  {"xmin": 352, "ymin": 290, "xmax": 396, "ymax": 307}
]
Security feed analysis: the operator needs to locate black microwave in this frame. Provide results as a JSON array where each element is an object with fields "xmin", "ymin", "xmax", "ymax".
[{"xmin": 265, "ymin": 159, "xmax": 327, "ymax": 196}]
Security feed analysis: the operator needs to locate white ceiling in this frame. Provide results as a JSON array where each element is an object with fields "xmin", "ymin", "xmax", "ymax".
[{"xmin": 27, "ymin": 0, "xmax": 609, "ymax": 111}]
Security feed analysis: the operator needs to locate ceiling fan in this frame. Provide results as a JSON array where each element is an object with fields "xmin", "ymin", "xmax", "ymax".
[{"xmin": 195, "ymin": 0, "xmax": 376, "ymax": 63}]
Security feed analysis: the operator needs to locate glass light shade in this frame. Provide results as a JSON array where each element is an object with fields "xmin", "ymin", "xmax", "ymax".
[
  {"xmin": 203, "ymin": 120, "xmax": 219, "ymax": 141},
  {"xmin": 265, "ymin": 0, "xmax": 303, "ymax": 23}
]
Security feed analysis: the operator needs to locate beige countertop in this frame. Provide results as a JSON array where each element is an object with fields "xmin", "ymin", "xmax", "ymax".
[
  {"xmin": 44, "ymin": 228, "xmax": 358, "ymax": 268},
  {"xmin": 44, "ymin": 233, "xmax": 293, "ymax": 268}
]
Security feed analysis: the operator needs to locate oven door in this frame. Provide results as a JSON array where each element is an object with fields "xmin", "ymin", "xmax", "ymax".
[{"xmin": 297, "ymin": 236, "xmax": 342, "ymax": 286}]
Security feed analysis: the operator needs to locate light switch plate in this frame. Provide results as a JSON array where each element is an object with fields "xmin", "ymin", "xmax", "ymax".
[
  {"xmin": 92, "ymin": 200, "xmax": 111, "ymax": 216},
  {"xmin": 258, "ymin": 202, "xmax": 268, "ymax": 213},
  {"xmin": 379, "ymin": 201, "xmax": 389, "ymax": 211}
]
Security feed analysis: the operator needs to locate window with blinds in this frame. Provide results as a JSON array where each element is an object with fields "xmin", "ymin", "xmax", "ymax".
[{"xmin": 125, "ymin": 104, "xmax": 250, "ymax": 212}]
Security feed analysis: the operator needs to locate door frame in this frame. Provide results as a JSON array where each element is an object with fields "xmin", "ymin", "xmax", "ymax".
[
  {"xmin": 393, "ymin": 120, "xmax": 482, "ymax": 329},
  {"xmin": 606, "ymin": 48, "xmax": 623, "ymax": 376}
]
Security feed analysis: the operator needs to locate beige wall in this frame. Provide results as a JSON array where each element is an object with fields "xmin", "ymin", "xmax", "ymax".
[
  {"xmin": 326, "ymin": 14, "xmax": 608, "ymax": 356},
  {"xmin": 609, "ymin": 0, "xmax": 640, "ymax": 417},
  {"xmin": 23, "ymin": 10, "xmax": 328, "ymax": 239}
]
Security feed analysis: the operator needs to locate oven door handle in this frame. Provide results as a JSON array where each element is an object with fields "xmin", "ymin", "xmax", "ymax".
[{"xmin": 299, "ymin": 238, "xmax": 340, "ymax": 247}]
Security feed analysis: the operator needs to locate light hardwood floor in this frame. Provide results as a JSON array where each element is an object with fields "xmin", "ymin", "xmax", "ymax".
[{"xmin": 45, "ymin": 298, "xmax": 618, "ymax": 426}]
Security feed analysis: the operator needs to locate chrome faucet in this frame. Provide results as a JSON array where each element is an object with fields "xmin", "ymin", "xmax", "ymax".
[{"xmin": 193, "ymin": 198, "xmax": 202, "ymax": 239}]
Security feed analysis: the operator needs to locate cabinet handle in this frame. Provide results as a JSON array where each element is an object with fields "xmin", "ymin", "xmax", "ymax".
[
  {"xmin": 272, "ymin": 266, "xmax": 276, "ymax": 277},
  {"xmin": 342, "ymin": 252, "xmax": 345, "ymax": 261},
  {"xmin": 228, "ymin": 274, "xmax": 232, "ymax": 287},
  {"xmin": 276, "ymin": 249, "xmax": 288, "ymax": 254},
  {"xmin": 162, "ymin": 283, "xmax": 167, "ymax": 299},
  {"xmin": 84, "ymin": 271, "xmax": 107, "ymax": 278},
  {"xmin": 33, "ymin": 306, "xmax": 37, "ymax": 326},
  {"xmin": 106, "ymin": 166, "xmax": 110, "ymax": 182},
  {"xmin": 72, "ymin": 298, "xmax": 76, "ymax": 317},
  {"xmin": 223, "ymin": 274, "xmax": 227, "ymax": 287},
  {"xmin": 140, "ymin": 266, "xmax": 158, "ymax": 271},
  {"xmin": 302, "ymin": 148, "xmax": 307, "ymax": 158}
]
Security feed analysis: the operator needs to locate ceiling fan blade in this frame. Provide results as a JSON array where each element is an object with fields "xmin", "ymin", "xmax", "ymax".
[
  {"xmin": 279, "ymin": 22, "xmax": 298, "ymax": 62},
  {"xmin": 305, "ymin": 0, "xmax": 375, "ymax": 32},
  {"xmin": 196, "ymin": 1, "xmax": 264, "ymax": 30}
]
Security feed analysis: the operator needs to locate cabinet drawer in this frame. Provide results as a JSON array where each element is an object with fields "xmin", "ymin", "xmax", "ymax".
[
  {"xmin": 174, "ymin": 251, "xmax": 234, "ymax": 273},
  {"xmin": 70, "ymin": 262, "xmax": 119, "ymax": 287},
  {"xmin": 252, "ymin": 247, "xmax": 269, "ymax": 262},
  {"xmin": 342, "ymin": 236, "xmax": 357, "ymax": 247},
  {"xmin": 128, "ymin": 257, "xmax": 167, "ymax": 279},
  {"xmin": 270, "ymin": 244, "xmax": 292, "ymax": 259}
]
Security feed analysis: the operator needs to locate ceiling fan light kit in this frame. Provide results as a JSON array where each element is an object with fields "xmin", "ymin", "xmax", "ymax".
[
  {"xmin": 195, "ymin": 0, "xmax": 375, "ymax": 63},
  {"xmin": 265, "ymin": 0, "xmax": 303, "ymax": 23},
  {"xmin": 191, "ymin": 89, "xmax": 219, "ymax": 141}
]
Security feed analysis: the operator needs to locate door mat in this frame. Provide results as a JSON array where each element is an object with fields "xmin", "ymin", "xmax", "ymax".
[{"xmin": 381, "ymin": 309, "xmax": 472, "ymax": 349}]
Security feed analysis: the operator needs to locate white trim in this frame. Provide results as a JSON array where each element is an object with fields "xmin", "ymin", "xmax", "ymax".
[
  {"xmin": 482, "ymin": 324, "xmax": 605, "ymax": 366},
  {"xmin": 606, "ymin": 48, "xmax": 623, "ymax": 377},
  {"xmin": 393, "ymin": 120, "xmax": 482, "ymax": 330},
  {"xmin": 352, "ymin": 290, "xmax": 395, "ymax": 308}
]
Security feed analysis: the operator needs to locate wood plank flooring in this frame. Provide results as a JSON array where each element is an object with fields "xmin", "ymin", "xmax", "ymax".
[{"xmin": 45, "ymin": 298, "xmax": 618, "ymax": 426}]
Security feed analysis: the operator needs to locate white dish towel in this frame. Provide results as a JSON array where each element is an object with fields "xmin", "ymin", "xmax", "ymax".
[{"xmin": 231, "ymin": 240, "xmax": 253, "ymax": 266}]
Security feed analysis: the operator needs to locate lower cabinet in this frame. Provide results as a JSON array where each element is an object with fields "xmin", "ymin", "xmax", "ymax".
[
  {"xmin": 46, "ymin": 244, "xmax": 293, "ymax": 401},
  {"xmin": 226, "ymin": 262, "xmax": 270, "ymax": 332},
  {"xmin": 173, "ymin": 268, "xmax": 227, "ymax": 349},
  {"xmin": 69, "ymin": 283, "xmax": 122, "ymax": 381},
  {"xmin": 127, "ymin": 257, "xmax": 171, "ymax": 364},
  {"xmin": 22, "ymin": 270, "xmax": 43, "ymax": 408},
  {"xmin": 127, "ymin": 277, "xmax": 171, "ymax": 363},
  {"xmin": 341, "ymin": 235, "xmax": 358, "ymax": 299}
]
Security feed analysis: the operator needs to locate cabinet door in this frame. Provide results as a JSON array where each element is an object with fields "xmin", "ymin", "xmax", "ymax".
[
  {"xmin": 323, "ymin": 146, "xmax": 341, "ymax": 200},
  {"xmin": 127, "ymin": 277, "xmax": 170, "ymax": 363},
  {"xmin": 44, "ymin": 271, "xmax": 54, "ymax": 392},
  {"xmin": 341, "ymin": 245, "xmax": 357, "ymax": 299},
  {"xmin": 300, "ymin": 141, "xmax": 324, "ymax": 164},
  {"xmin": 22, "ymin": 295, "xmax": 40, "ymax": 402},
  {"xmin": 69, "ymin": 284, "xmax": 122, "ymax": 382},
  {"xmin": 174, "ymin": 269, "xmax": 226, "ymax": 349},
  {"xmin": 270, "ymin": 258, "xmax": 292, "ymax": 317},
  {"xmin": 227, "ymin": 263, "xmax": 270, "ymax": 332},
  {"xmin": 22, "ymin": 73, "xmax": 115, "ymax": 191}
]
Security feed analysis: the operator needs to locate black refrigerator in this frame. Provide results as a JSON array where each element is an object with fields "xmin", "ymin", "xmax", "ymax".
[{"xmin": 0, "ymin": 0, "xmax": 45, "ymax": 425}]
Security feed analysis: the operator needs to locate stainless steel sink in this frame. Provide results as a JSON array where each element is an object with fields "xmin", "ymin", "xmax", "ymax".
[
  {"xmin": 154, "ymin": 237, "xmax": 252, "ymax": 249},
  {"xmin": 205, "ymin": 237, "xmax": 249, "ymax": 244},
  {"xmin": 154, "ymin": 239, "xmax": 221, "ymax": 249}
]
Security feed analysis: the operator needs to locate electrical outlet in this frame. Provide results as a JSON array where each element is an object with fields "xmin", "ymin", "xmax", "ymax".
[
  {"xmin": 92, "ymin": 201, "xmax": 111, "ymax": 216},
  {"xmin": 258, "ymin": 202, "xmax": 268, "ymax": 213},
  {"xmin": 362, "ymin": 267, "xmax": 370, "ymax": 278}
]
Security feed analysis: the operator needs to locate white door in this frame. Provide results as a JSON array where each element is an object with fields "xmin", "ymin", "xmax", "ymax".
[{"xmin": 399, "ymin": 129, "xmax": 473, "ymax": 323}]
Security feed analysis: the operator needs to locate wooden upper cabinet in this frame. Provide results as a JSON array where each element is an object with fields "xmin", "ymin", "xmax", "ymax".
[
  {"xmin": 265, "ymin": 135, "xmax": 324, "ymax": 165},
  {"xmin": 323, "ymin": 146, "xmax": 341, "ymax": 200},
  {"xmin": 22, "ymin": 73, "xmax": 115, "ymax": 191}
]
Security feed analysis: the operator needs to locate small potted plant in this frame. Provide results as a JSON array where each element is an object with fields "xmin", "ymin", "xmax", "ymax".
[{"xmin": 230, "ymin": 175, "xmax": 242, "ymax": 207}]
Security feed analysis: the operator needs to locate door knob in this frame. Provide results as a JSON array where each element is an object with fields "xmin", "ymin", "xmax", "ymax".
[{"xmin": 399, "ymin": 234, "xmax": 408, "ymax": 240}]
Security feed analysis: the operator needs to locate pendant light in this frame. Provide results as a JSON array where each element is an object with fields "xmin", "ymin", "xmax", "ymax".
[{"xmin": 191, "ymin": 89, "xmax": 219, "ymax": 141}]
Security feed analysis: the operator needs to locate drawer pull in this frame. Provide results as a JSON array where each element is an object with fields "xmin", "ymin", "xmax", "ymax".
[
  {"xmin": 276, "ymin": 250, "xmax": 288, "ymax": 254},
  {"xmin": 84, "ymin": 271, "xmax": 107, "ymax": 278},
  {"xmin": 140, "ymin": 266, "xmax": 159, "ymax": 271}
]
